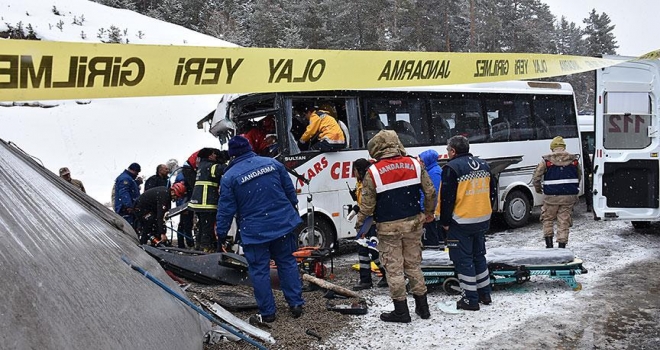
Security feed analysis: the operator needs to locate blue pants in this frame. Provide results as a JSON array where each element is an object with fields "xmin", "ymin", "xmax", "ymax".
[
  {"xmin": 447, "ymin": 224, "xmax": 491, "ymax": 304},
  {"xmin": 243, "ymin": 233, "xmax": 304, "ymax": 317}
]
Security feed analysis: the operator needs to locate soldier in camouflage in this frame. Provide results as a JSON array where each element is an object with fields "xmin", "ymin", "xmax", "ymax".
[
  {"xmin": 356, "ymin": 130, "xmax": 436, "ymax": 323},
  {"xmin": 532, "ymin": 136, "xmax": 582, "ymax": 248}
]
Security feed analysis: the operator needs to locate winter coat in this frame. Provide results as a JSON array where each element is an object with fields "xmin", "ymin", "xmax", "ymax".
[
  {"xmin": 441, "ymin": 152, "xmax": 493, "ymax": 232},
  {"xmin": 418, "ymin": 149, "xmax": 442, "ymax": 212},
  {"xmin": 144, "ymin": 174, "xmax": 168, "ymax": 191},
  {"xmin": 133, "ymin": 187, "xmax": 172, "ymax": 236},
  {"xmin": 188, "ymin": 159, "xmax": 225, "ymax": 212},
  {"xmin": 533, "ymin": 150, "xmax": 582, "ymax": 195},
  {"xmin": 356, "ymin": 130, "xmax": 435, "ymax": 231},
  {"xmin": 67, "ymin": 178, "xmax": 86, "ymax": 193},
  {"xmin": 113, "ymin": 169, "xmax": 140, "ymax": 215},
  {"xmin": 215, "ymin": 151, "xmax": 302, "ymax": 245},
  {"xmin": 300, "ymin": 109, "xmax": 346, "ymax": 145}
]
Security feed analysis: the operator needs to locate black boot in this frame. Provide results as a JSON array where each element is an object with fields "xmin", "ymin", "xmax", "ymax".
[
  {"xmin": 413, "ymin": 293, "xmax": 431, "ymax": 319},
  {"xmin": 558, "ymin": 242, "xmax": 566, "ymax": 248},
  {"xmin": 380, "ymin": 299, "xmax": 411, "ymax": 323},
  {"xmin": 377, "ymin": 268, "xmax": 388, "ymax": 288},
  {"xmin": 352, "ymin": 281, "xmax": 373, "ymax": 291},
  {"xmin": 545, "ymin": 236, "xmax": 554, "ymax": 249}
]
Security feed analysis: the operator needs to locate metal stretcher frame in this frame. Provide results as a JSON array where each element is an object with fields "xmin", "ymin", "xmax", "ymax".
[{"xmin": 420, "ymin": 258, "xmax": 588, "ymax": 294}]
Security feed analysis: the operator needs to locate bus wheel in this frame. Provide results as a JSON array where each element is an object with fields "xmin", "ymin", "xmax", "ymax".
[
  {"xmin": 504, "ymin": 190, "xmax": 531, "ymax": 228},
  {"xmin": 632, "ymin": 221, "xmax": 651, "ymax": 229},
  {"xmin": 295, "ymin": 217, "xmax": 334, "ymax": 249}
]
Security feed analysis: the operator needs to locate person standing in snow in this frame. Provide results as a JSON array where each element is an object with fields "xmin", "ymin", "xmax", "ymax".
[
  {"xmin": 114, "ymin": 162, "xmax": 142, "ymax": 228},
  {"xmin": 441, "ymin": 135, "xmax": 495, "ymax": 311},
  {"xmin": 351, "ymin": 158, "xmax": 387, "ymax": 291},
  {"xmin": 172, "ymin": 150, "xmax": 200, "ymax": 249},
  {"xmin": 356, "ymin": 130, "xmax": 436, "ymax": 323},
  {"xmin": 418, "ymin": 149, "xmax": 444, "ymax": 249},
  {"xmin": 532, "ymin": 136, "xmax": 582, "ymax": 249},
  {"xmin": 59, "ymin": 167, "xmax": 86, "ymax": 193},
  {"xmin": 216, "ymin": 136, "xmax": 304, "ymax": 323},
  {"xmin": 188, "ymin": 148, "xmax": 228, "ymax": 253},
  {"xmin": 144, "ymin": 164, "xmax": 169, "ymax": 191}
]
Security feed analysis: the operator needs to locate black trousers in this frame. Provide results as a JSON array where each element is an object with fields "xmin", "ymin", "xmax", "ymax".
[{"xmin": 177, "ymin": 210, "xmax": 194, "ymax": 248}]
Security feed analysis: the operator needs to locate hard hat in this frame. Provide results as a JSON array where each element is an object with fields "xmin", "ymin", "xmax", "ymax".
[{"xmin": 170, "ymin": 182, "xmax": 186, "ymax": 198}]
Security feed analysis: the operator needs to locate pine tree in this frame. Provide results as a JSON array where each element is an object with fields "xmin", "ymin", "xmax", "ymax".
[{"xmin": 582, "ymin": 9, "xmax": 618, "ymax": 56}]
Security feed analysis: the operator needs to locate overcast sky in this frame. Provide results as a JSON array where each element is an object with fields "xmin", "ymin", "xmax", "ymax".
[{"xmin": 543, "ymin": 0, "xmax": 660, "ymax": 57}]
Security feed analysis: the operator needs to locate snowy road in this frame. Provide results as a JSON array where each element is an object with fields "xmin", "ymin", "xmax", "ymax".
[{"xmin": 329, "ymin": 199, "xmax": 660, "ymax": 350}]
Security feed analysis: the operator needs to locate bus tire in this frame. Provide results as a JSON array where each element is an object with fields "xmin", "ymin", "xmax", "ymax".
[
  {"xmin": 503, "ymin": 190, "xmax": 531, "ymax": 228},
  {"xmin": 295, "ymin": 216, "xmax": 335, "ymax": 249},
  {"xmin": 632, "ymin": 221, "xmax": 651, "ymax": 229}
]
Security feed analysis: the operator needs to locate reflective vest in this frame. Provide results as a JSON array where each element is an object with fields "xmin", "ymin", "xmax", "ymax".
[
  {"xmin": 543, "ymin": 159, "xmax": 579, "ymax": 195},
  {"xmin": 368, "ymin": 156, "xmax": 422, "ymax": 222},
  {"xmin": 188, "ymin": 160, "xmax": 224, "ymax": 212},
  {"xmin": 445, "ymin": 155, "xmax": 491, "ymax": 225}
]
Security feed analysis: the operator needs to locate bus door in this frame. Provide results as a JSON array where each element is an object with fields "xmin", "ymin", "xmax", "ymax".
[{"xmin": 593, "ymin": 58, "xmax": 660, "ymax": 222}]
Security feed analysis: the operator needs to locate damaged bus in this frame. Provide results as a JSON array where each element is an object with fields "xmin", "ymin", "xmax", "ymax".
[
  {"xmin": 592, "ymin": 57, "xmax": 660, "ymax": 228},
  {"xmin": 200, "ymin": 81, "xmax": 583, "ymax": 248}
]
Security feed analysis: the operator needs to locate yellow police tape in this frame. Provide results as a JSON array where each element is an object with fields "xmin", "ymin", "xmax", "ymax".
[{"xmin": 1, "ymin": 39, "xmax": 659, "ymax": 101}]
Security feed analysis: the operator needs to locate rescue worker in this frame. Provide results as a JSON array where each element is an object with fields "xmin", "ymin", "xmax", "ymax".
[
  {"xmin": 351, "ymin": 158, "xmax": 387, "ymax": 291},
  {"xmin": 440, "ymin": 135, "xmax": 495, "ymax": 311},
  {"xmin": 114, "ymin": 162, "xmax": 142, "ymax": 227},
  {"xmin": 297, "ymin": 102, "xmax": 346, "ymax": 151},
  {"xmin": 356, "ymin": 130, "xmax": 436, "ymax": 323},
  {"xmin": 188, "ymin": 148, "xmax": 228, "ymax": 252},
  {"xmin": 59, "ymin": 167, "xmax": 86, "ymax": 193},
  {"xmin": 418, "ymin": 149, "xmax": 444, "ymax": 249},
  {"xmin": 144, "ymin": 164, "xmax": 169, "ymax": 191},
  {"xmin": 216, "ymin": 136, "xmax": 304, "ymax": 323},
  {"xmin": 173, "ymin": 150, "xmax": 200, "ymax": 249},
  {"xmin": 243, "ymin": 115, "xmax": 276, "ymax": 156},
  {"xmin": 532, "ymin": 136, "xmax": 582, "ymax": 248},
  {"xmin": 134, "ymin": 182, "xmax": 187, "ymax": 245}
]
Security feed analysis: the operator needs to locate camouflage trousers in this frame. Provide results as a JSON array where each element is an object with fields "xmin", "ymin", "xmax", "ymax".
[
  {"xmin": 541, "ymin": 195, "xmax": 578, "ymax": 244},
  {"xmin": 377, "ymin": 214, "xmax": 427, "ymax": 300}
]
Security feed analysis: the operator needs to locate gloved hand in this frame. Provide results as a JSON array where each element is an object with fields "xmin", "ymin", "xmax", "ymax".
[{"xmin": 217, "ymin": 238, "xmax": 229, "ymax": 252}]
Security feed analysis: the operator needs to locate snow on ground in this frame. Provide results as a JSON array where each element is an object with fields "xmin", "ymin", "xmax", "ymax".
[
  {"xmin": 0, "ymin": 0, "xmax": 233, "ymax": 204},
  {"xmin": 328, "ymin": 203, "xmax": 660, "ymax": 350}
]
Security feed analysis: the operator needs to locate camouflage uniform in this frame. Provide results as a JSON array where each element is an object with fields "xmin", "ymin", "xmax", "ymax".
[
  {"xmin": 356, "ymin": 130, "xmax": 436, "ymax": 301},
  {"xmin": 532, "ymin": 150, "xmax": 582, "ymax": 244}
]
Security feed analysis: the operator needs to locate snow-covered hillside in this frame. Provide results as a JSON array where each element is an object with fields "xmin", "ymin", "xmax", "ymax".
[{"xmin": 0, "ymin": 0, "xmax": 234, "ymax": 203}]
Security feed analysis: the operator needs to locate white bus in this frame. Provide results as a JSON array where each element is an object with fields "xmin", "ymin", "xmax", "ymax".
[
  {"xmin": 592, "ymin": 57, "xmax": 660, "ymax": 228},
  {"xmin": 203, "ymin": 81, "xmax": 582, "ymax": 247}
]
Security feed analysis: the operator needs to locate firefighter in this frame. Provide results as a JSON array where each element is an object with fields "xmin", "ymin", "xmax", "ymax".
[
  {"xmin": 351, "ymin": 158, "xmax": 387, "ymax": 291},
  {"xmin": 441, "ymin": 135, "xmax": 495, "ymax": 311},
  {"xmin": 188, "ymin": 148, "xmax": 228, "ymax": 252},
  {"xmin": 356, "ymin": 130, "xmax": 436, "ymax": 323},
  {"xmin": 134, "ymin": 182, "xmax": 187, "ymax": 245},
  {"xmin": 215, "ymin": 136, "xmax": 304, "ymax": 323},
  {"xmin": 532, "ymin": 136, "xmax": 582, "ymax": 248}
]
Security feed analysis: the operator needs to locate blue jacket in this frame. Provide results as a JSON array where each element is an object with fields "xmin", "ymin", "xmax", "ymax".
[
  {"xmin": 114, "ymin": 170, "xmax": 140, "ymax": 214},
  {"xmin": 215, "ymin": 151, "xmax": 302, "ymax": 245},
  {"xmin": 419, "ymin": 149, "xmax": 441, "ymax": 212}
]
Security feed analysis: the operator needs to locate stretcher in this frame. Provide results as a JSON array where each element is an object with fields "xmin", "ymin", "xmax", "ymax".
[{"xmin": 420, "ymin": 247, "xmax": 588, "ymax": 294}]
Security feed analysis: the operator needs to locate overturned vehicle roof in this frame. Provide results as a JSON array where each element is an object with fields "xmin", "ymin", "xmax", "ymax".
[{"xmin": 0, "ymin": 139, "xmax": 208, "ymax": 350}]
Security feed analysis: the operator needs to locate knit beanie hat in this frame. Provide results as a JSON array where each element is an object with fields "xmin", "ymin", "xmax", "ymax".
[
  {"xmin": 128, "ymin": 162, "xmax": 141, "ymax": 172},
  {"xmin": 228, "ymin": 135, "xmax": 253, "ymax": 157},
  {"xmin": 550, "ymin": 136, "xmax": 566, "ymax": 150}
]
